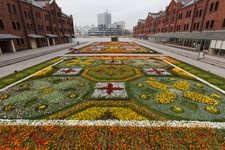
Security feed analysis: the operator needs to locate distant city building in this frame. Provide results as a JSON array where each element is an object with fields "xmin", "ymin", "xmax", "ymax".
[
  {"xmin": 88, "ymin": 25, "xmax": 122, "ymax": 36},
  {"xmin": 0, "ymin": 0, "xmax": 75, "ymax": 55},
  {"xmin": 88, "ymin": 11, "xmax": 130, "ymax": 36},
  {"xmin": 98, "ymin": 10, "xmax": 111, "ymax": 26},
  {"xmin": 133, "ymin": 0, "xmax": 225, "ymax": 57},
  {"xmin": 113, "ymin": 21, "xmax": 125, "ymax": 30},
  {"xmin": 75, "ymin": 25, "xmax": 93, "ymax": 37}
]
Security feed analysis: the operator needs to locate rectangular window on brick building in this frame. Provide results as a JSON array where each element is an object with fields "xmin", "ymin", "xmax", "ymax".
[
  {"xmin": 195, "ymin": 11, "xmax": 199, "ymax": 18},
  {"xmin": 24, "ymin": 11, "xmax": 27, "ymax": 18},
  {"xmin": 27, "ymin": 23, "xmax": 30, "ymax": 30},
  {"xmin": 210, "ymin": 20, "xmax": 214, "ymax": 29},
  {"xmin": 21, "ymin": 39, "xmax": 24, "ymax": 45},
  {"xmin": 223, "ymin": 19, "xmax": 225, "ymax": 27},
  {"xmin": 7, "ymin": 4, "xmax": 11, "ymax": 13},
  {"xmin": 197, "ymin": 23, "xmax": 200, "ymax": 29},
  {"xmin": 210, "ymin": 3, "xmax": 214, "ymax": 12},
  {"xmin": 16, "ymin": 39, "xmax": 20, "ymax": 45},
  {"xmin": 0, "ymin": 20, "xmax": 4, "ymax": 30},
  {"xmin": 12, "ymin": 5, "xmax": 16, "ymax": 13},
  {"xmin": 189, "ymin": 11, "xmax": 192, "ymax": 17},
  {"xmin": 193, "ymin": 23, "xmax": 196, "ymax": 30},
  {"xmin": 12, "ymin": 22, "xmax": 16, "ymax": 30},
  {"xmin": 199, "ymin": 10, "xmax": 202, "ymax": 17},
  {"xmin": 214, "ymin": 1, "xmax": 219, "ymax": 11},
  {"xmin": 206, "ymin": 21, "xmax": 210, "ymax": 29},
  {"xmin": 17, "ymin": 22, "xmax": 21, "ymax": 30}
]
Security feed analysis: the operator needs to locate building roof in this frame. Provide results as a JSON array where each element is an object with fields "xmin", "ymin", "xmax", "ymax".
[
  {"xmin": 175, "ymin": 0, "xmax": 201, "ymax": 8},
  {"xmin": 22, "ymin": 0, "xmax": 44, "ymax": 9},
  {"xmin": 150, "ymin": 31, "xmax": 225, "ymax": 40},
  {"xmin": 148, "ymin": 11, "xmax": 165, "ymax": 18},
  {"xmin": 138, "ymin": 19, "xmax": 146, "ymax": 24},
  {"xmin": 0, "ymin": 34, "xmax": 21, "ymax": 39}
]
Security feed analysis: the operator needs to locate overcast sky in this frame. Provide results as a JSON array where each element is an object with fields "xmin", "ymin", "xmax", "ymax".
[{"xmin": 56, "ymin": 0, "xmax": 170, "ymax": 30}]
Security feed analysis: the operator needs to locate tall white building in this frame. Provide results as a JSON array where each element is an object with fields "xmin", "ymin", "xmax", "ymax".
[{"xmin": 98, "ymin": 10, "xmax": 111, "ymax": 26}]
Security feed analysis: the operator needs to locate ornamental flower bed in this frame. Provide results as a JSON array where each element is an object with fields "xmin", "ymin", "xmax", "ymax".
[
  {"xmin": 0, "ymin": 55, "xmax": 225, "ymax": 123},
  {"xmin": 0, "ymin": 125, "xmax": 224, "ymax": 149},
  {"xmin": 68, "ymin": 42, "xmax": 159, "ymax": 54},
  {"xmin": 91, "ymin": 82, "xmax": 128, "ymax": 99}
]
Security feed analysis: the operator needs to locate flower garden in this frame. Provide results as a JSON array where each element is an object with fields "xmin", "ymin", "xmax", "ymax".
[
  {"xmin": 0, "ymin": 42, "xmax": 225, "ymax": 148},
  {"xmin": 67, "ymin": 42, "xmax": 159, "ymax": 54}
]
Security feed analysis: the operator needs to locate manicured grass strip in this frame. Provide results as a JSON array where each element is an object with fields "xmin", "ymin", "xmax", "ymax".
[
  {"xmin": 0, "ymin": 57, "xmax": 61, "ymax": 89},
  {"xmin": 0, "ymin": 125, "xmax": 224, "ymax": 149},
  {"xmin": 165, "ymin": 57, "xmax": 225, "ymax": 90}
]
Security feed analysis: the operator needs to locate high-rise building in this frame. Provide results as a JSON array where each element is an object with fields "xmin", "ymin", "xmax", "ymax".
[{"xmin": 98, "ymin": 10, "xmax": 111, "ymax": 26}]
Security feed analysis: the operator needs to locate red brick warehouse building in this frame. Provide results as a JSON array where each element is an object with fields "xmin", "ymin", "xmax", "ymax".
[
  {"xmin": 133, "ymin": 0, "xmax": 225, "ymax": 56},
  {"xmin": 0, "ymin": 0, "xmax": 75, "ymax": 54}
]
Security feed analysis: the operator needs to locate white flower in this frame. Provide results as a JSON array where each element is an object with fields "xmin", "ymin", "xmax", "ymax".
[
  {"xmin": 91, "ymin": 82, "xmax": 128, "ymax": 99},
  {"xmin": 143, "ymin": 68, "xmax": 171, "ymax": 76}
]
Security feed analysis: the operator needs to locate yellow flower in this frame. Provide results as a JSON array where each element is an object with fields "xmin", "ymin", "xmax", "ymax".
[
  {"xmin": 210, "ymin": 94, "xmax": 221, "ymax": 99},
  {"xmin": 67, "ymin": 107, "xmax": 147, "ymax": 120},
  {"xmin": 0, "ymin": 94, "xmax": 9, "ymax": 100},
  {"xmin": 171, "ymin": 67, "xmax": 193, "ymax": 79},
  {"xmin": 184, "ymin": 91, "xmax": 219, "ymax": 105},
  {"xmin": 42, "ymin": 87, "xmax": 53, "ymax": 94},
  {"xmin": 156, "ymin": 91, "xmax": 177, "ymax": 104},
  {"xmin": 146, "ymin": 80, "xmax": 169, "ymax": 91},
  {"xmin": 137, "ymin": 83, "xmax": 144, "ymax": 88},
  {"xmin": 33, "ymin": 67, "xmax": 53, "ymax": 77},
  {"xmin": 69, "ymin": 93, "xmax": 78, "ymax": 99},
  {"xmin": 140, "ymin": 94, "xmax": 148, "ymax": 100},
  {"xmin": 173, "ymin": 80, "xmax": 190, "ymax": 90},
  {"xmin": 172, "ymin": 106, "xmax": 183, "ymax": 113},
  {"xmin": 205, "ymin": 106, "xmax": 219, "ymax": 114}
]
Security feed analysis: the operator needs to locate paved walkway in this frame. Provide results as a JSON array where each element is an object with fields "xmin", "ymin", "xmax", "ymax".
[
  {"xmin": 0, "ymin": 42, "xmax": 92, "ymax": 78},
  {"xmin": 0, "ymin": 43, "xmax": 76, "ymax": 62},
  {"xmin": 133, "ymin": 38, "xmax": 225, "ymax": 78}
]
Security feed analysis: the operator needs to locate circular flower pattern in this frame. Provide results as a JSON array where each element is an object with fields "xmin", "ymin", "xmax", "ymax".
[
  {"xmin": 173, "ymin": 80, "xmax": 190, "ymax": 90},
  {"xmin": 155, "ymin": 91, "xmax": 177, "ymax": 104},
  {"xmin": 140, "ymin": 94, "xmax": 148, "ymax": 100},
  {"xmin": 171, "ymin": 106, "xmax": 184, "ymax": 113}
]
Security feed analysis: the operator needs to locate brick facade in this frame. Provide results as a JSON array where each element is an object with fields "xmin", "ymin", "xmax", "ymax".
[
  {"xmin": 133, "ymin": 0, "xmax": 225, "ymax": 56},
  {"xmin": 0, "ymin": 0, "xmax": 75, "ymax": 54},
  {"xmin": 133, "ymin": 0, "xmax": 225, "ymax": 36}
]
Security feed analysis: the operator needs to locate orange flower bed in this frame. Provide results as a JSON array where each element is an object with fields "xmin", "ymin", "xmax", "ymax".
[{"xmin": 0, "ymin": 125, "xmax": 224, "ymax": 149}]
